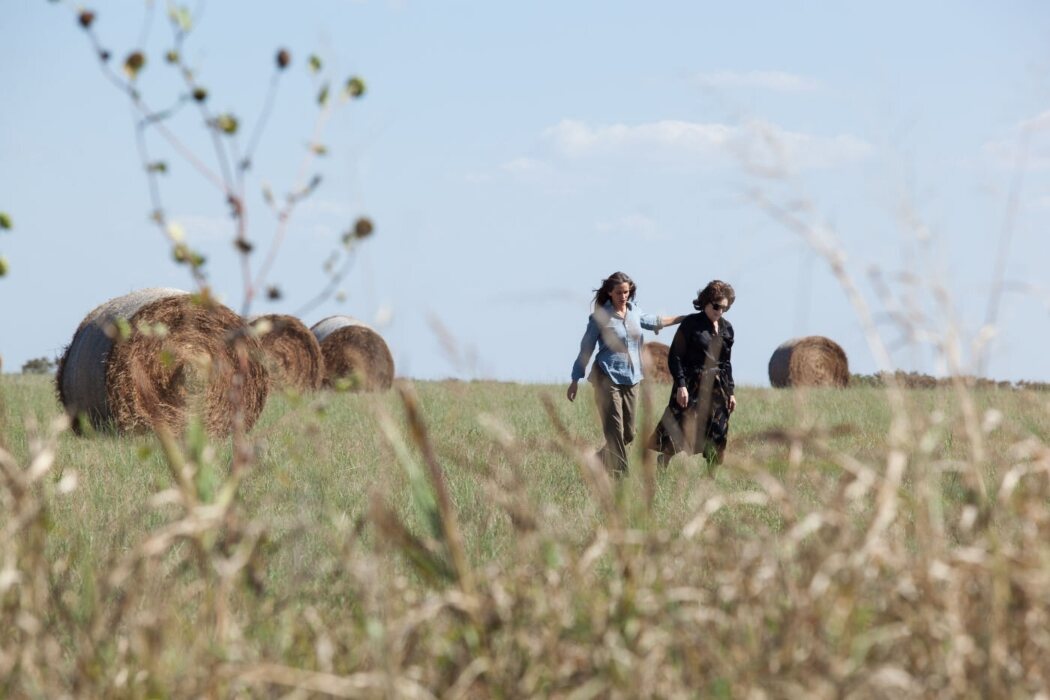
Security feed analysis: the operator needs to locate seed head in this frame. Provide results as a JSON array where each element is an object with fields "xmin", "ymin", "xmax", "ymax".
[
  {"xmin": 345, "ymin": 76, "xmax": 366, "ymax": 98},
  {"xmin": 124, "ymin": 51, "xmax": 146, "ymax": 80},
  {"xmin": 354, "ymin": 217, "xmax": 374, "ymax": 239}
]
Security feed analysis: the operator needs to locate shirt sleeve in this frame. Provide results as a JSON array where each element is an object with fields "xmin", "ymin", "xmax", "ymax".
[
  {"xmin": 638, "ymin": 310, "xmax": 662, "ymax": 331},
  {"xmin": 571, "ymin": 314, "xmax": 599, "ymax": 381}
]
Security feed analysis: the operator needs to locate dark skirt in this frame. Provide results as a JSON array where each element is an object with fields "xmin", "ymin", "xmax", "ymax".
[{"xmin": 648, "ymin": 369, "xmax": 731, "ymax": 462}]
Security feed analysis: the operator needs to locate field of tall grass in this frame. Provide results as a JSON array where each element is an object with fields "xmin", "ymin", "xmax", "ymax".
[{"xmin": 3, "ymin": 373, "xmax": 1050, "ymax": 697}]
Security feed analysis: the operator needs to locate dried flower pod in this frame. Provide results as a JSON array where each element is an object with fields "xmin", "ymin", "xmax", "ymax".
[
  {"xmin": 345, "ymin": 76, "xmax": 366, "ymax": 98},
  {"xmin": 124, "ymin": 51, "xmax": 146, "ymax": 80},
  {"xmin": 354, "ymin": 217, "xmax": 374, "ymax": 239}
]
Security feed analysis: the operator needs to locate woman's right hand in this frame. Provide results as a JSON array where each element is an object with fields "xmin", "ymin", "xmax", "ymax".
[
  {"xmin": 675, "ymin": 386, "xmax": 688, "ymax": 408},
  {"xmin": 567, "ymin": 380, "xmax": 578, "ymax": 402}
]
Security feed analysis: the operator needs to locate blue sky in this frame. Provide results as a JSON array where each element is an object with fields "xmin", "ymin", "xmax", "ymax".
[{"xmin": 2, "ymin": 1, "xmax": 1049, "ymax": 385}]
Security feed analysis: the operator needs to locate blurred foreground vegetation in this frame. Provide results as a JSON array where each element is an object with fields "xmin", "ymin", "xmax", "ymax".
[{"xmin": 2, "ymin": 374, "xmax": 1050, "ymax": 697}]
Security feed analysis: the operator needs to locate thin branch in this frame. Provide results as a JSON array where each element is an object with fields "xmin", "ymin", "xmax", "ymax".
[
  {"xmin": 251, "ymin": 105, "xmax": 336, "ymax": 305},
  {"xmin": 241, "ymin": 70, "xmax": 284, "ymax": 177},
  {"xmin": 133, "ymin": 103, "xmax": 209, "ymax": 291},
  {"xmin": 980, "ymin": 129, "xmax": 1030, "ymax": 375},
  {"xmin": 293, "ymin": 247, "xmax": 359, "ymax": 319}
]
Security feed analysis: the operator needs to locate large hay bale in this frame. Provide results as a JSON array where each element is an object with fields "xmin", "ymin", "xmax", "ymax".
[
  {"xmin": 642, "ymin": 341, "xmax": 672, "ymax": 385},
  {"xmin": 249, "ymin": 314, "xmax": 323, "ymax": 392},
  {"xmin": 311, "ymin": 315, "xmax": 394, "ymax": 391},
  {"xmin": 57, "ymin": 288, "xmax": 269, "ymax": 435},
  {"xmin": 768, "ymin": 336, "xmax": 849, "ymax": 388}
]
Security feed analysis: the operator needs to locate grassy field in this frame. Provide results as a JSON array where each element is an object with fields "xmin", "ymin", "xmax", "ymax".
[{"xmin": 3, "ymin": 373, "xmax": 1050, "ymax": 697}]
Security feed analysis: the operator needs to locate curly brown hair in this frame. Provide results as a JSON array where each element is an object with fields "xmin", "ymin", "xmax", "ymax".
[
  {"xmin": 593, "ymin": 271, "xmax": 637, "ymax": 308},
  {"xmin": 693, "ymin": 280, "xmax": 736, "ymax": 311}
]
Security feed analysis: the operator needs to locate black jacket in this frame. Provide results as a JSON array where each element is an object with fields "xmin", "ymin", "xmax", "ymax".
[{"xmin": 667, "ymin": 313, "xmax": 735, "ymax": 394}]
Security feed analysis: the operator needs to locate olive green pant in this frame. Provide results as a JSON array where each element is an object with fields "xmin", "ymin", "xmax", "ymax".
[{"xmin": 591, "ymin": 371, "xmax": 638, "ymax": 476}]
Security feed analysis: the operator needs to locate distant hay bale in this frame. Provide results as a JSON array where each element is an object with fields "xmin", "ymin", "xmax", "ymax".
[
  {"xmin": 56, "ymin": 288, "xmax": 269, "ymax": 436},
  {"xmin": 311, "ymin": 315, "xmax": 394, "ymax": 391},
  {"xmin": 642, "ymin": 341, "xmax": 672, "ymax": 385},
  {"xmin": 768, "ymin": 336, "xmax": 849, "ymax": 388},
  {"xmin": 249, "ymin": 314, "xmax": 323, "ymax": 392}
]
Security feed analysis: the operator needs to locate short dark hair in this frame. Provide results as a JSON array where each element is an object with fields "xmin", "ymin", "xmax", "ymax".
[
  {"xmin": 693, "ymin": 280, "xmax": 735, "ymax": 311},
  {"xmin": 593, "ymin": 271, "xmax": 637, "ymax": 308}
]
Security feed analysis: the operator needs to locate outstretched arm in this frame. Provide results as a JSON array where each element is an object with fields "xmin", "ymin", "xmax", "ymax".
[
  {"xmin": 639, "ymin": 312, "xmax": 687, "ymax": 335},
  {"xmin": 568, "ymin": 315, "xmax": 599, "ymax": 402}
]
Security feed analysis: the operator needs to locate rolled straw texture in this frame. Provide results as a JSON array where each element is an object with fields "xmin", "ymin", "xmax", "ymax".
[
  {"xmin": 311, "ymin": 315, "xmax": 394, "ymax": 391},
  {"xmin": 768, "ymin": 335, "xmax": 850, "ymax": 388},
  {"xmin": 642, "ymin": 341, "xmax": 673, "ymax": 385},
  {"xmin": 249, "ymin": 314, "xmax": 323, "ymax": 392},
  {"xmin": 57, "ymin": 288, "xmax": 269, "ymax": 435}
]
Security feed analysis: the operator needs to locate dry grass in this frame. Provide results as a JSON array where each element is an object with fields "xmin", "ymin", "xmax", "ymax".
[{"xmin": 3, "ymin": 373, "xmax": 1050, "ymax": 697}]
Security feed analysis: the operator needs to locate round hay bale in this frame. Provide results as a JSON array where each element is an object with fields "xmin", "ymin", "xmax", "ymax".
[
  {"xmin": 311, "ymin": 315, "xmax": 394, "ymax": 391},
  {"xmin": 249, "ymin": 314, "xmax": 323, "ymax": 393},
  {"xmin": 768, "ymin": 336, "xmax": 849, "ymax": 388},
  {"xmin": 642, "ymin": 341, "xmax": 672, "ymax": 385},
  {"xmin": 57, "ymin": 288, "xmax": 269, "ymax": 435}
]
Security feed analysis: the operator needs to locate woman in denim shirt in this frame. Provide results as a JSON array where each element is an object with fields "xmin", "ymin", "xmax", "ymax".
[{"xmin": 567, "ymin": 271, "xmax": 684, "ymax": 476}]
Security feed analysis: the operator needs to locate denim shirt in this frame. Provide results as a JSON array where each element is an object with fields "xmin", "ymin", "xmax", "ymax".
[{"xmin": 571, "ymin": 301, "xmax": 663, "ymax": 386}]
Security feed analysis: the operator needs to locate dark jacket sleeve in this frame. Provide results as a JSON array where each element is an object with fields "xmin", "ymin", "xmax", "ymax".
[
  {"xmin": 668, "ymin": 319, "xmax": 689, "ymax": 389},
  {"xmin": 722, "ymin": 321, "xmax": 735, "ymax": 395}
]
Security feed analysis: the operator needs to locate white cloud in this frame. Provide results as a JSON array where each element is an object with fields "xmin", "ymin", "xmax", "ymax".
[
  {"xmin": 174, "ymin": 214, "xmax": 232, "ymax": 241},
  {"xmin": 983, "ymin": 108, "xmax": 1050, "ymax": 170},
  {"xmin": 301, "ymin": 198, "xmax": 357, "ymax": 219},
  {"xmin": 543, "ymin": 119, "xmax": 734, "ymax": 159},
  {"xmin": 1019, "ymin": 109, "xmax": 1050, "ymax": 132},
  {"xmin": 500, "ymin": 156, "xmax": 547, "ymax": 174},
  {"xmin": 467, "ymin": 157, "xmax": 549, "ymax": 183},
  {"xmin": 469, "ymin": 155, "xmax": 584, "ymax": 193},
  {"xmin": 734, "ymin": 119, "xmax": 873, "ymax": 172},
  {"xmin": 595, "ymin": 214, "xmax": 664, "ymax": 242},
  {"xmin": 542, "ymin": 118, "xmax": 872, "ymax": 172},
  {"xmin": 693, "ymin": 70, "xmax": 820, "ymax": 92}
]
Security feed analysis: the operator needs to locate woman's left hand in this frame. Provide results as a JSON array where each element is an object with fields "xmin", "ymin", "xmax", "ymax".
[
  {"xmin": 728, "ymin": 395, "xmax": 737, "ymax": 413},
  {"xmin": 675, "ymin": 386, "xmax": 689, "ymax": 408}
]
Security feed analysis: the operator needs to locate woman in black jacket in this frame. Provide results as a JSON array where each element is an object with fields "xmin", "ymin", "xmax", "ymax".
[{"xmin": 648, "ymin": 280, "xmax": 737, "ymax": 468}]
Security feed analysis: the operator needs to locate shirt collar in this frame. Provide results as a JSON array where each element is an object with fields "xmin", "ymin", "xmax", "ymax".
[{"xmin": 602, "ymin": 300, "xmax": 634, "ymax": 312}]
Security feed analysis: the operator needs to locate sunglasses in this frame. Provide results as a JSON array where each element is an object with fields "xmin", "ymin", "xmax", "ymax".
[{"xmin": 709, "ymin": 303, "xmax": 728, "ymax": 312}]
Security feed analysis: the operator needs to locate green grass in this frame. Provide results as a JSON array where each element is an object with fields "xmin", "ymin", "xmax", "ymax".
[
  {"xmin": 3, "ymin": 373, "xmax": 1050, "ymax": 696},
  {"xmin": 5, "ymin": 375, "xmax": 1047, "ymax": 579}
]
